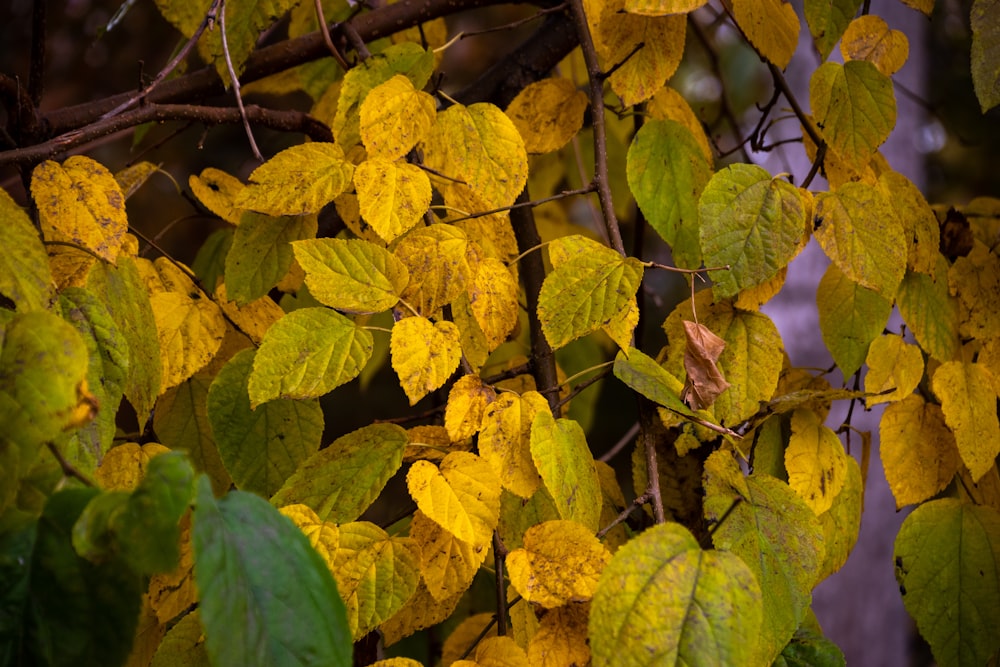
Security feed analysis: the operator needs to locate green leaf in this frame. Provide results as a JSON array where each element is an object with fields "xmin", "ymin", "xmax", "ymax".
[
  {"xmin": 150, "ymin": 610, "xmax": 210, "ymax": 667},
  {"xmin": 225, "ymin": 211, "xmax": 318, "ymax": 305},
  {"xmin": 208, "ymin": 349, "xmax": 323, "ymax": 497},
  {"xmin": 703, "ymin": 450, "xmax": 825, "ymax": 665},
  {"xmin": 897, "ymin": 263, "xmax": 961, "ymax": 362},
  {"xmin": 613, "ymin": 347, "xmax": 696, "ymax": 418},
  {"xmin": 816, "ymin": 262, "xmax": 892, "ymax": 376},
  {"xmin": 774, "ymin": 617, "xmax": 846, "ymax": 667},
  {"xmin": 804, "ymin": 0, "xmax": 863, "ymax": 61},
  {"xmin": 248, "ymin": 307, "xmax": 373, "ymax": 407},
  {"xmin": 270, "ymin": 423, "xmax": 408, "ymax": 523},
  {"xmin": 192, "ymin": 476, "xmax": 352, "ymax": 667},
  {"xmin": 814, "ymin": 182, "xmax": 906, "ymax": 298},
  {"xmin": 894, "ymin": 498, "xmax": 1000, "ymax": 667},
  {"xmin": 191, "ymin": 227, "xmax": 234, "ymax": 292},
  {"xmin": 816, "ymin": 454, "xmax": 863, "ymax": 579},
  {"xmin": 237, "ymin": 143, "xmax": 355, "ymax": 216},
  {"xmin": 626, "ymin": 119, "xmax": 713, "ymax": 269},
  {"xmin": 809, "ymin": 60, "xmax": 896, "ymax": 170},
  {"xmin": 699, "ymin": 163, "xmax": 808, "ymax": 298},
  {"xmin": 292, "ymin": 238, "xmax": 409, "ymax": 314},
  {"xmin": 589, "ymin": 522, "xmax": 763, "ymax": 667},
  {"xmin": 0, "ymin": 510, "xmax": 37, "ymax": 660},
  {"xmin": 0, "ymin": 188, "xmax": 53, "ymax": 312},
  {"xmin": 971, "ymin": 0, "xmax": 1000, "ymax": 112},
  {"xmin": 529, "ymin": 412, "xmax": 601, "ymax": 532}
]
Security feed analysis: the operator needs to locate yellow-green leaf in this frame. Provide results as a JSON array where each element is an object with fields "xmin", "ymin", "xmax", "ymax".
[
  {"xmin": 444, "ymin": 375, "xmax": 497, "ymax": 443},
  {"xmin": 810, "ymin": 60, "xmax": 896, "ymax": 171},
  {"xmin": 622, "ymin": 0, "xmax": 706, "ymax": 15},
  {"xmin": 731, "ymin": 0, "xmax": 799, "ymax": 69},
  {"xmin": 380, "ymin": 581, "xmax": 464, "ymax": 646},
  {"xmin": 354, "ymin": 158, "xmax": 433, "ymax": 244},
  {"xmin": 468, "ymin": 257, "xmax": 520, "ymax": 351},
  {"xmin": 814, "ymin": 181, "xmax": 906, "ymax": 298},
  {"xmin": 505, "ymin": 78, "xmax": 588, "ymax": 154},
  {"xmin": 207, "ymin": 348, "xmax": 323, "ymax": 496},
  {"xmin": 526, "ymin": 602, "xmax": 591, "ymax": 667},
  {"xmin": 189, "ymin": 167, "xmax": 245, "ymax": 225},
  {"xmin": 786, "ymin": 408, "xmax": 849, "ymax": 514},
  {"xmin": 479, "ymin": 391, "xmax": 550, "ymax": 499},
  {"xmin": 594, "ymin": 5, "xmax": 685, "ymax": 106},
  {"xmin": 506, "ymin": 520, "xmax": 611, "ymax": 608},
  {"xmin": 410, "ymin": 510, "xmax": 489, "ymax": 602},
  {"xmin": 897, "ymin": 263, "xmax": 961, "ymax": 362},
  {"xmin": 391, "ymin": 316, "xmax": 462, "ymax": 405},
  {"xmin": 972, "ymin": 0, "xmax": 1000, "ymax": 112},
  {"xmin": 817, "ymin": 262, "xmax": 892, "ymax": 377},
  {"xmin": 464, "ymin": 636, "xmax": 530, "ymax": 667},
  {"xmin": 816, "ymin": 454, "xmax": 863, "ymax": 581},
  {"xmin": 224, "ymin": 211, "xmax": 318, "ymax": 305},
  {"xmin": 804, "ymin": 0, "xmax": 864, "ymax": 61},
  {"xmin": 94, "ymin": 442, "xmax": 170, "ymax": 491},
  {"xmin": 292, "ymin": 238, "xmax": 408, "ymax": 314},
  {"xmin": 589, "ymin": 522, "xmax": 763, "ymax": 667},
  {"xmin": 627, "ymin": 119, "xmax": 713, "ymax": 270},
  {"xmin": 948, "ymin": 241, "xmax": 1000, "ymax": 340},
  {"xmin": 248, "ymin": 307, "xmax": 373, "ymax": 407},
  {"xmin": 31, "ymin": 156, "xmax": 127, "ymax": 262},
  {"xmin": 0, "ymin": 188, "xmax": 53, "ymax": 311},
  {"xmin": 529, "ymin": 412, "xmax": 602, "ymax": 532},
  {"xmin": 406, "ymin": 451, "xmax": 502, "ymax": 544},
  {"xmin": 271, "ymin": 423, "xmax": 408, "ymax": 522},
  {"xmin": 646, "ymin": 85, "xmax": 713, "ymax": 161},
  {"xmin": 880, "ymin": 394, "xmax": 960, "ymax": 509},
  {"xmin": 931, "ymin": 360, "xmax": 1000, "ymax": 482},
  {"xmin": 841, "ymin": 14, "xmax": 909, "ymax": 76},
  {"xmin": 360, "ymin": 75, "xmax": 436, "ymax": 160},
  {"xmin": 878, "ymin": 170, "xmax": 940, "ymax": 274},
  {"xmin": 864, "ymin": 334, "xmax": 924, "ymax": 405},
  {"xmin": 236, "ymin": 143, "xmax": 354, "ymax": 216},
  {"xmin": 393, "ymin": 224, "xmax": 470, "ymax": 316},
  {"xmin": 699, "ymin": 164, "xmax": 808, "ymax": 298}
]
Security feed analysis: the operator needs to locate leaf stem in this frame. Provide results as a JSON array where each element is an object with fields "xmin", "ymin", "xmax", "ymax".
[
  {"xmin": 218, "ymin": 0, "xmax": 263, "ymax": 161},
  {"xmin": 46, "ymin": 442, "xmax": 94, "ymax": 487}
]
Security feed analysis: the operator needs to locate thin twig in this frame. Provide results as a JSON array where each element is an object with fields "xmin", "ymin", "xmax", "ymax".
[
  {"xmin": 46, "ymin": 442, "xmax": 95, "ymax": 487},
  {"xmin": 446, "ymin": 185, "xmax": 594, "ymax": 223},
  {"xmin": 599, "ymin": 421, "xmax": 640, "ymax": 463},
  {"xmin": 314, "ymin": 0, "xmax": 351, "ymax": 69},
  {"xmin": 689, "ymin": 15, "xmax": 750, "ymax": 162},
  {"xmin": 703, "ymin": 497, "xmax": 742, "ymax": 548},
  {"xmin": 218, "ymin": 0, "xmax": 263, "ymax": 161},
  {"xmin": 553, "ymin": 366, "xmax": 613, "ymax": 411},
  {"xmin": 597, "ymin": 493, "xmax": 647, "ymax": 539}
]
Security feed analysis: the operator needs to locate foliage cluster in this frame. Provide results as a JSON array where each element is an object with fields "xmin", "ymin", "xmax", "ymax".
[{"xmin": 1, "ymin": 0, "xmax": 999, "ymax": 666}]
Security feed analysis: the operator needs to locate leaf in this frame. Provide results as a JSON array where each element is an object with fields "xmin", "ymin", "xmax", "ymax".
[
  {"xmin": 897, "ymin": 263, "xmax": 961, "ymax": 362},
  {"xmin": 393, "ymin": 224, "xmax": 470, "ymax": 316},
  {"xmin": 270, "ymin": 423, "xmax": 408, "ymax": 523},
  {"xmin": 465, "ymin": 636, "xmax": 530, "ymax": 667},
  {"xmin": 249, "ymin": 306, "xmax": 373, "ymax": 406},
  {"xmin": 214, "ymin": 284, "xmax": 284, "ymax": 345},
  {"xmin": 703, "ymin": 450, "xmax": 826, "ymax": 665},
  {"xmin": 224, "ymin": 211, "xmax": 318, "ymax": 305},
  {"xmin": 208, "ymin": 349, "xmax": 323, "ymax": 496},
  {"xmin": 813, "ymin": 181, "xmax": 906, "ymax": 297},
  {"xmin": 189, "ymin": 167, "xmax": 245, "ymax": 224},
  {"xmin": 627, "ymin": 119, "xmax": 713, "ymax": 269},
  {"xmin": 816, "ymin": 262, "xmax": 892, "ymax": 377},
  {"xmin": 699, "ymin": 163, "xmax": 808, "ymax": 298},
  {"xmin": 731, "ymin": 0, "xmax": 799, "ymax": 69},
  {"xmin": 774, "ymin": 618, "xmax": 847, "ymax": 667},
  {"xmin": 816, "ymin": 453, "xmax": 862, "ymax": 580},
  {"xmin": 354, "ymin": 158, "xmax": 433, "ymax": 244},
  {"xmin": 0, "ymin": 187, "xmax": 53, "ymax": 311},
  {"xmin": 614, "ymin": 347, "xmax": 697, "ymax": 419},
  {"xmin": 391, "ymin": 316, "xmax": 462, "ymax": 405},
  {"xmin": 95, "ymin": 442, "xmax": 169, "ymax": 490},
  {"xmin": 971, "ymin": 0, "xmax": 1000, "ymax": 112},
  {"xmin": 527, "ymin": 602, "xmax": 591, "ymax": 667},
  {"xmin": 840, "ymin": 14, "xmax": 909, "ymax": 76},
  {"xmin": 622, "ymin": 0, "xmax": 707, "ymax": 15},
  {"xmin": 537, "ymin": 236, "xmax": 643, "ymax": 349},
  {"xmin": 468, "ymin": 257, "xmax": 521, "ymax": 351},
  {"xmin": 444, "ymin": 375, "xmax": 497, "ymax": 442},
  {"xmin": 529, "ymin": 412, "xmax": 602, "ymax": 532},
  {"xmin": 786, "ymin": 408, "xmax": 849, "ymax": 515},
  {"xmin": 148, "ymin": 277, "xmax": 227, "ymax": 393},
  {"xmin": 680, "ymin": 320, "xmax": 731, "ymax": 409},
  {"xmin": 478, "ymin": 391, "xmax": 549, "ymax": 498},
  {"xmin": 150, "ymin": 611, "xmax": 209, "ymax": 667},
  {"xmin": 292, "ymin": 238, "xmax": 409, "ymax": 314},
  {"xmin": 506, "ymin": 520, "xmax": 611, "ymax": 608},
  {"xmin": 589, "ymin": 522, "xmax": 763, "ymax": 667},
  {"xmin": 894, "ymin": 499, "xmax": 1000, "ymax": 667},
  {"xmin": 410, "ymin": 510, "xmax": 489, "ymax": 602},
  {"xmin": 236, "ymin": 143, "xmax": 354, "ymax": 216},
  {"xmin": 809, "ymin": 61, "xmax": 896, "ymax": 171},
  {"xmin": 931, "ymin": 360, "xmax": 1000, "ymax": 482},
  {"xmin": 505, "ymin": 78, "xmax": 589, "ymax": 153},
  {"xmin": 406, "ymin": 451, "xmax": 502, "ymax": 544},
  {"xmin": 804, "ymin": 0, "xmax": 863, "ymax": 61},
  {"xmin": 864, "ymin": 334, "xmax": 924, "ymax": 405},
  {"xmin": 879, "ymin": 171, "xmax": 939, "ymax": 275},
  {"xmin": 360, "ymin": 75, "xmax": 436, "ymax": 160},
  {"xmin": 31, "ymin": 156, "xmax": 128, "ymax": 262},
  {"xmin": 948, "ymin": 241, "xmax": 1000, "ymax": 340},
  {"xmin": 880, "ymin": 394, "xmax": 960, "ymax": 509},
  {"xmin": 191, "ymin": 476, "xmax": 351, "ymax": 667}
]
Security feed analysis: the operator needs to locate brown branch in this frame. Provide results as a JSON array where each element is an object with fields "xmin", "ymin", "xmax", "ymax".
[
  {"xmin": 46, "ymin": 442, "xmax": 95, "ymax": 487},
  {"xmin": 492, "ymin": 532, "xmax": 509, "ymax": 636},
  {"xmin": 639, "ymin": 399, "xmax": 666, "ymax": 523}
]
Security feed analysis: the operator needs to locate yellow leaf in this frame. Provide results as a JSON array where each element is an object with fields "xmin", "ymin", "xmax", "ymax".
[
  {"xmin": 530, "ymin": 412, "xmax": 602, "ymax": 531},
  {"xmin": 948, "ymin": 241, "xmax": 1000, "ymax": 341},
  {"xmin": 354, "ymin": 158, "xmax": 433, "ymax": 243},
  {"xmin": 423, "ymin": 102, "xmax": 529, "ymax": 210},
  {"xmin": 95, "ymin": 442, "xmax": 171, "ymax": 491},
  {"xmin": 931, "ymin": 360, "xmax": 1000, "ymax": 482},
  {"xmin": 731, "ymin": 0, "xmax": 799, "ymax": 69},
  {"xmin": 468, "ymin": 636, "xmax": 530, "ymax": 667},
  {"xmin": 881, "ymin": 394, "xmax": 960, "ymax": 508},
  {"xmin": 280, "ymin": 503, "xmax": 341, "ymax": 566},
  {"xmin": 31, "ymin": 156, "xmax": 127, "ymax": 262},
  {"xmin": 786, "ymin": 409, "xmax": 848, "ymax": 514},
  {"xmin": 188, "ymin": 168, "xmax": 244, "ymax": 224},
  {"xmin": 381, "ymin": 581, "xmax": 463, "ymax": 646},
  {"xmin": 468, "ymin": 257, "xmax": 520, "ymax": 351},
  {"xmin": 623, "ymin": 0, "xmax": 706, "ymax": 14},
  {"xmin": 899, "ymin": 0, "xmax": 934, "ymax": 14},
  {"xmin": 146, "ymin": 512, "xmax": 196, "ymax": 628},
  {"xmin": 0, "ymin": 187, "xmax": 54, "ymax": 311},
  {"xmin": 406, "ymin": 451, "xmax": 502, "ymax": 544},
  {"xmin": 505, "ymin": 78, "xmax": 588, "ymax": 154},
  {"xmin": 646, "ymin": 85, "xmax": 713, "ymax": 162},
  {"xmin": 293, "ymin": 238, "xmax": 409, "ymax": 314},
  {"xmin": 841, "ymin": 15, "xmax": 909, "ymax": 76},
  {"xmin": 369, "ymin": 659, "xmax": 425, "ymax": 667},
  {"xmin": 877, "ymin": 171, "xmax": 939, "ymax": 275},
  {"xmin": 405, "ymin": 424, "xmax": 467, "ymax": 462},
  {"xmin": 410, "ymin": 510, "xmax": 489, "ymax": 602},
  {"xmin": 479, "ymin": 391, "xmax": 550, "ymax": 498},
  {"xmin": 235, "ymin": 143, "xmax": 355, "ymax": 216},
  {"xmin": 527, "ymin": 603, "xmax": 591, "ymax": 667},
  {"xmin": 213, "ymin": 283, "xmax": 283, "ymax": 345},
  {"xmin": 47, "ymin": 244, "xmax": 96, "ymax": 289},
  {"xmin": 506, "ymin": 520, "xmax": 611, "ymax": 608},
  {"xmin": 394, "ymin": 224, "xmax": 471, "ymax": 316},
  {"xmin": 442, "ymin": 615, "xmax": 499, "ymax": 667},
  {"xmin": 360, "ymin": 74, "xmax": 437, "ymax": 160},
  {"xmin": 816, "ymin": 454, "xmax": 863, "ymax": 580},
  {"xmin": 864, "ymin": 334, "xmax": 924, "ymax": 405},
  {"xmin": 391, "ymin": 316, "xmax": 462, "ymax": 405},
  {"xmin": 444, "ymin": 375, "xmax": 497, "ymax": 442}
]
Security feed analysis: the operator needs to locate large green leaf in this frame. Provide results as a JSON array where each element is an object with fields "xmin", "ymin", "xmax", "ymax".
[
  {"xmin": 192, "ymin": 477, "xmax": 352, "ymax": 667},
  {"xmin": 0, "ymin": 188, "xmax": 52, "ymax": 312},
  {"xmin": 209, "ymin": 349, "xmax": 323, "ymax": 497},
  {"xmin": 589, "ymin": 522, "xmax": 763, "ymax": 667},
  {"xmin": 816, "ymin": 263, "xmax": 892, "ymax": 377},
  {"xmin": 699, "ymin": 163, "xmax": 808, "ymax": 299},
  {"xmin": 529, "ymin": 412, "xmax": 601, "ymax": 532},
  {"xmin": 225, "ymin": 211, "xmax": 318, "ymax": 305},
  {"xmin": 894, "ymin": 498, "xmax": 1000, "ymax": 667}
]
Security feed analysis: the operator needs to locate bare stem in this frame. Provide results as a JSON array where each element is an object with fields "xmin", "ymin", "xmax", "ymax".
[
  {"xmin": 46, "ymin": 442, "xmax": 95, "ymax": 487},
  {"xmin": 219, "ymin": 0, "xmax": 263, "ymax": 161},
  {"xmin": 314, "ymin": 0, "xmax": 351, "ymax": 69}
]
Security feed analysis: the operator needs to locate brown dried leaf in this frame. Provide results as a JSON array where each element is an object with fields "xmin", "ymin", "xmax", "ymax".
[{"xmin": 681, "ymin": 320, "xmax": 731, "ymax": 409}]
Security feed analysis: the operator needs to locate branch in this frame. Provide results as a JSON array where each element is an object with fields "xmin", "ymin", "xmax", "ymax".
[{"xmin": 218, "ymin": 0, "xmax": 264, "ymax": 160}]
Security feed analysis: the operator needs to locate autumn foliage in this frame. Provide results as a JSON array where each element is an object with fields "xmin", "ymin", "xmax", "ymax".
[{"xmin": 1, "ymin": 0, "xmax": 999, "ymax": 666}]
